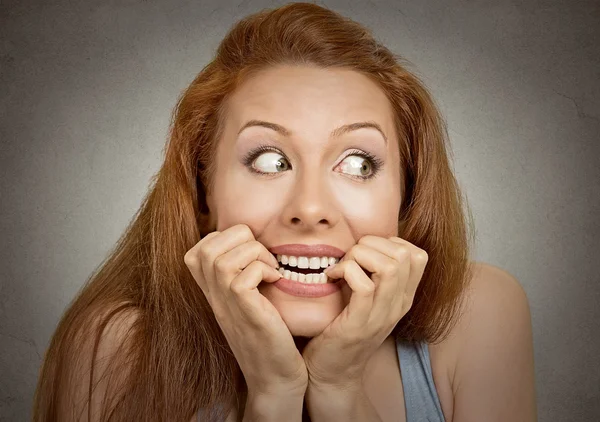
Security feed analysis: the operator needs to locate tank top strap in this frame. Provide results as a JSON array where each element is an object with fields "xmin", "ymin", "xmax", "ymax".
[{"xmin": 395, "ymin": 336, "xmax": 446, "ymax": 422}]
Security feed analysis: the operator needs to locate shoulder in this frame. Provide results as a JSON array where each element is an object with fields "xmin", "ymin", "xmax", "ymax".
[
  {"xmin": 57, "ymin": 303, "xmax": 141, "ymax": 421},
  {"xmin": 461, "ymin": 262, "xmax": 532, "ymax": 346},
  {"xmin": 95, "ymin": 305, "xmax": 140, "ymax": 350},
  {"xmin": 435, "ymin": 262, "xmax": 537, "ymax": 421},
  {"xmin": 459, "ymin": 262, "xmax": 531, "ymax": 336},
  {"xmin": 83, "ymin": 303, "xmax": 141, "ymax": 381},
  {"xmin": 71, "ymin": 303, "xmax": 140, "ymax": 362}
]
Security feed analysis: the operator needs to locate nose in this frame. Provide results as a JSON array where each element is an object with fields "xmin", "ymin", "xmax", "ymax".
[{"xmin": 279, "ymin": 168, "xmax": 340, "ymax": 231}]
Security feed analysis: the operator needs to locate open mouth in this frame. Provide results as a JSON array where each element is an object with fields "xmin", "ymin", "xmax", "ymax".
[
  {"xmin": 278, "ymin": 263, "xmax": 323, "ymax": 275},
  {"xmin": 274, "ymin": 253, "xmax": 342, "ymax": 284}
]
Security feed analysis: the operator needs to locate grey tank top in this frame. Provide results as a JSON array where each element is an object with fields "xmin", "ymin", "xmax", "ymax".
[
  {"xmin": 396, "ymin": 336, "xmax": 446, "ymax": 421},
  {"xmin": 197, "ymin": 338, "xmax": 445, "ymax": 421}
]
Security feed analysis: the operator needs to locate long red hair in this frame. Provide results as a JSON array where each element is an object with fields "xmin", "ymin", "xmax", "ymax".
[{"xmin": 33, "ymin": 2, "xmax": 475, "ymax": 421}]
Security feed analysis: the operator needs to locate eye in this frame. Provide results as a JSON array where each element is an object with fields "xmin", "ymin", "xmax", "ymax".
[
  {"xmin": 337, "ymin": 150, "xmax": 384, "ymax": 180},
  {"xmin": 254, "ymin": 152, "xmax": 290, "ymax": 173},
  {"xmin": 242, "ymin": 145, "xmax": 383, "ymax": 180},
  {"xmin": 242, "ymin": 145, "xmax": 291, "ymax": 175}
]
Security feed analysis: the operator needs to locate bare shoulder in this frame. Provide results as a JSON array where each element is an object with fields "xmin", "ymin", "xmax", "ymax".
[
  {"xmin": 95, "ymin": 304, "xmax": 140, "ymax": 350},
  {"xmin": 431, "ymin": 262, "xmax": 537, "ymax": 422},
  {"xmin": 57, "ymin": 303, "xmax": 141, "ymax": 421},
  {"xmin": 76, "ymin": 303, "xmax": 141, "ymax": 362},
  {"xmin": 455, "ymin": 262, "xmax": 533, "ymax": 358}
]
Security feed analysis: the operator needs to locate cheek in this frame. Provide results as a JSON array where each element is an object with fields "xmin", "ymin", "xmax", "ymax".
[
  {"xmin": 214, "ymin": 177, "xmax": 281, "ymax": 231},
  {"xmin": 332, "ymin": 180, "xmax": 401, "ymax": 235}
]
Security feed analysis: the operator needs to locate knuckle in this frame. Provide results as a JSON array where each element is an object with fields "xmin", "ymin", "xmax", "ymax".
[
  {"xmin": 354, "ymin": 243, "xmax": 369, "ymax": 254},
  {"xmin": 357, "ymin": 235, "xmax": 376, "ymax": 245},
  {"xmin": 198, "ymin": 245, "xmax": 213, "ymax": 263},
  {"xmin": 230, "ymin": 261, "xmax": 260, "ymax": 295},
  {"xmin": 236, "ymin": 224, "xmax": 254, "ymax": 240},
  {"xmin": 383, "ymin": 261, "xmax": 398, "ymax": 276},
  {"xmin": 414, "ymin": 249, "xmax": 429, "ymax": 264},
  {"xmin": 346, "ymin": 244, "xmax": 360, "ymax": 257},
  {"xmin": 394, "ymin": 246, "xmax": 410, "ymax": 261},
  {"xmin": 183, "ymin": 251, "xmax": 197, "ymax": 267},
  {"xmin": 347, "ymin": 260, "xmax": 361, "ymax": 271},
  {"xmin": 214, "ymin": 255, "xmax": 231, "ymax": 276},
  {"xmin": 363, "ymin": 282, "xmax": 375, "ymax": 294},
  {"xmin": 229, "ymin": 279, "xmax": 244, "ymax": 295},
  {"xmin": 249, "ymin": 240, "xmax": 263, "ymax": 253},
  {"xmin": 247, "ymin": 260, "xmax": 263, "ymax": 271}
]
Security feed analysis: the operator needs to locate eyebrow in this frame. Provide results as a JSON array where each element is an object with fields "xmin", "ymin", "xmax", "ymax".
[{"xmin": 237, "ymin": 119, "xmax": 388, "ymax": 145}]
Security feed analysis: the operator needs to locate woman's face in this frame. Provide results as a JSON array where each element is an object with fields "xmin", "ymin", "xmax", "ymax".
[{"xmin": 206, "ymin": 64, "xmax": 402, "ymax": 337}]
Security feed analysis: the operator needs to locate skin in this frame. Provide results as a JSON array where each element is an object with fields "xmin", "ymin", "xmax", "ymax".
[
  {"xmin": 205, "ymin": 64, "xmax": 403, "ymax": 338},
  {"xmin": 198, "ymin": 64, "xmax": 537, "ymax": 421}
]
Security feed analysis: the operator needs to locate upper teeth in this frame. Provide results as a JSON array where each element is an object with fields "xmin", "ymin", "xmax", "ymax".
[{"xmin": 276, "ymin": 254, "xmax": 339, "ymax": 269}]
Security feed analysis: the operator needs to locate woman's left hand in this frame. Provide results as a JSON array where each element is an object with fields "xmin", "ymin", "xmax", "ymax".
[{"xmin": 301, "ymin": 235, "xmax": 429, "ymax": 392}]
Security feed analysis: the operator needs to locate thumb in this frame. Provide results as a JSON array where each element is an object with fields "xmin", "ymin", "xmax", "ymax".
[
  {"xmin": 263, "ymin": 265, "xmax": 283, "ymax": 283},
  {"xmin": 323, "ymin": 262, "xmax": 342, "ymax": 279}
]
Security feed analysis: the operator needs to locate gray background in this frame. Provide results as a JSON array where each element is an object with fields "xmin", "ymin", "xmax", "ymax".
[{"xmin": 1, "ymin": 0, "xmax": 599, "ymax": 421}]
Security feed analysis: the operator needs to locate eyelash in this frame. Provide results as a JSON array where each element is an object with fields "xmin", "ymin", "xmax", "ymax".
[{"xmin": 241, "ymin": 144, "xmax": 384, "ymax": 181}]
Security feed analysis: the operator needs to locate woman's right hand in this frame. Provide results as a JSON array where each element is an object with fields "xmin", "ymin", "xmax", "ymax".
[{"xmin": 184, "ymin": 224, "xmax": 308, "ymax": 398}]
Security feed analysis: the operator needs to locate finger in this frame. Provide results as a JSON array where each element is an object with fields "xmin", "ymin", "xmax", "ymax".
[
  {"xmin": 387, "ymin": 237, "xmax": 429, "ymax": 308},
  {"xmin": 339, "ymin": 244, "xmax": 400, "ymax": 301},
  {"xmin": 229, "ymin": 260, "xmax": 282, "ymax": 325},
  {"xmin": 197, "ymin": 224, "xmax": 256, "ymax": 293},
  {"xmin": 200, "ymin": 224, "xmax": 256, "ymax": 266},
  {"xmin": 324, "ymin": 260, "xmax": 374, "ymax": 332},
  {"xmin": 340, "ymin": 243, "xmax": 399, "ymax": 282},
  {"xmin": 214, "ymin": 240, "xmax": 279, "ymax": 291},
  {"xmin": 353, "ymin": 241, "xmax": 410, "ymax": 327},
  {"xmin": 359, "ymin": 235, "xmax": 410, "ymax": 264},
  {"xmin": 184, "ymin": 230, "xmax": 221, "ymax": 297},
  {"xmin": 403, "ymin": 249, "xmax": 428, "ymax": 311}
]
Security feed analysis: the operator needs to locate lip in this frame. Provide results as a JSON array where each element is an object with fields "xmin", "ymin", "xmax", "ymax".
[
  {"xmin": 273, "ymin": 277, "xmax": 346, "ymax": 298},
  {"xmin": 268, "ymin": 244, "xmax": 346, "ymax": 258}
]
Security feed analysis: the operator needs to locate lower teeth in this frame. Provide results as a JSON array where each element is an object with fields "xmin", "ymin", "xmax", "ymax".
[{"xmin": 278, "ymin": 267, "xmax": 329, "ymax": 284}]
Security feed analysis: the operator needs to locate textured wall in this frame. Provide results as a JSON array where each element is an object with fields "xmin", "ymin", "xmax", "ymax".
[{"xmin": 1, "ymin": 0, "xmax": 598, "ymax": 420}]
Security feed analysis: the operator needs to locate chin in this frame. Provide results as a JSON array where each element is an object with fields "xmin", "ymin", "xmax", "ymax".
[
  {"xmin": 258, "ymin": 283, "xmax": 347, "ymax": 338},
  {"xmin": 283, "ymin": 311, "xmax": 334, "ymax": 338}
]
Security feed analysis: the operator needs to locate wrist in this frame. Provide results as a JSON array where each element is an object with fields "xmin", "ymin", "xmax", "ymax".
[
  {"xmin": 305, "ymin": 383, "xmax": 379, "ymax": 422},
  {"xmin": 307, "ymin": 380, "xmax": 362, "ymax": 396},
  {"xmin": 305, "ymin": 383, "xmax": 360, "ymax": 410},
  {"xmin": 242, "ymin": 391, "xmax": 304, "ymax": 422}
]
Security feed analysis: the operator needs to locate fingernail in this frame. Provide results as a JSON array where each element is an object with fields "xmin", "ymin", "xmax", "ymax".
[
  {"xmin": 324, "ymin": 264, "xmax": 335, "ymax": 274},
  {"xmin": 271, "ymin": 256, "xmax": 279, "ymax": 268}
]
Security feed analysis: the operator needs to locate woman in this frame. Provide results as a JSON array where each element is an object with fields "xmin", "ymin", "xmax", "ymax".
[{"xmin": 33, "ymin": 2, "xmax": 537, "ymax": 421}]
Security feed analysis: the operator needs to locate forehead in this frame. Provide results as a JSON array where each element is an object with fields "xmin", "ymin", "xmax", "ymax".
[{"xmin": 224, "ymin": 65, "xmax": 396, "ymax": 137}]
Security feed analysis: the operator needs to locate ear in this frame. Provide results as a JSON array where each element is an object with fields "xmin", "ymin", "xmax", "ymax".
[
  {"xmin": 397, "ymin": 218, "xmax": 408, "ymax": 238},
  {"xmin": 198, "ymin": 212, "xmax": 216, "ymax": 237},
  {"xmin": 196, "ymin": 171, "xmax": 217, "ymax": 234},
  {"xmin": 202, "ymin": 192, "xmax": 217, "ymax": 234}
]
